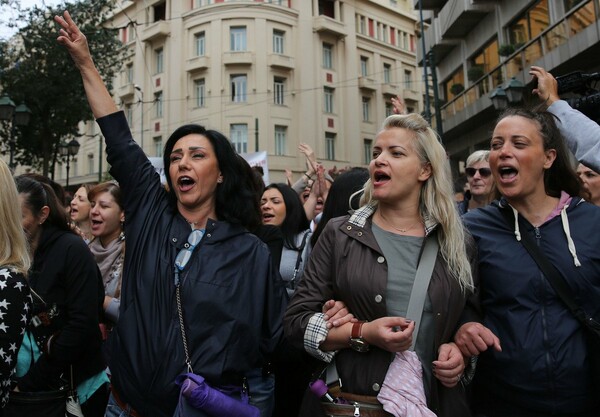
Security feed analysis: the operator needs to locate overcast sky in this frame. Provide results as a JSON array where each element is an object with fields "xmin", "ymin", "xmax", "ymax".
[{"xmin": 0, "ymin": 0, "xmax": 66, "ymax": 39}]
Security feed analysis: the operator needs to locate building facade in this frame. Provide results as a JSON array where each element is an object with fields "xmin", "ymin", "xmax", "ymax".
[
  {"xmin": 418, "ymin": 0, "xmax": 600, "ymax": 175},
  {"xmin": 54, "ymin": 0, "xmax": 423, "ymax": 185}
]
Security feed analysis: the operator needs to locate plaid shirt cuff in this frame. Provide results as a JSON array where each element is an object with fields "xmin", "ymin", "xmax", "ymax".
[{"xmin": 303, "ymin": 313, "xmax": 335, "ymax": 362}]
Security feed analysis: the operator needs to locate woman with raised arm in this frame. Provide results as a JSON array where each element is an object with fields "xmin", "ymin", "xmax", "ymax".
[
  {"xmin": 55, "ymin": 11, "xmax": 285, "ymax": 417},
  {"xmin": 285, "ymin": 113, "xmax": 477, "ymax": 417}
]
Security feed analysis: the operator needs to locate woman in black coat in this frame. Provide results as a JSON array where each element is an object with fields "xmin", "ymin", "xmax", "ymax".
[{"xmin": 15, "ymin": 175, "xmax": 107, "ymax": 417}]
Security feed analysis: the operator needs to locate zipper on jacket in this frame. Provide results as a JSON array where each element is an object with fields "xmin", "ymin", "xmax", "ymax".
[{"xmin": 534, "ymin": 226, "xmax": 557, "ymax": 404}]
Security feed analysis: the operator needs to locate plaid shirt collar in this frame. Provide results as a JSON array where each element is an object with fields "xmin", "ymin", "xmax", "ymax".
[{"xmin": 349, "ymin": 203, "xmax": 437, "ymax": 236}]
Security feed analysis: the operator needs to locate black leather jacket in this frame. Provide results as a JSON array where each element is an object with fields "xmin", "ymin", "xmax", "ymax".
[{"xmin": 99, "ymin": 112, "xmax": 286, "ymax": 417}]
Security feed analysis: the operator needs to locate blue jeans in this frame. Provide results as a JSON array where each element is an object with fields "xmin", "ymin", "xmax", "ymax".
[
  {"xmin": 246, "ymin": 368, "xmax": 275, "ymax": 417},
  {"xmin": 104, "ymin": 392, "xmax": 137, "ymax": 417}
]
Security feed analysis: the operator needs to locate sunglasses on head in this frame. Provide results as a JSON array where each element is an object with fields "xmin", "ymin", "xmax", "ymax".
[{"xmin": 466, "ymin": 167, "xmax": 492, "ymax": 178}]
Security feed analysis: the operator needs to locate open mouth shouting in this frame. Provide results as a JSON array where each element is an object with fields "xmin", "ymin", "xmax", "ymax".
[
  {"xmin": 262, "ymin": 212, "xmax": 275, "ymax": 223},
  {"xmin": 373, "ymin": 170, "xmax": 391, "ymax": 187},
  {"xmin": 177, "ymin": 176, "xmax": 196, "ymax": 192},
  {"xmin": 90, "ymin": 218, "xmax": 103, "ymax": 232},
  {"xmin": 497, "ymin": 165, "xmax": 518, "ymax": 184}
]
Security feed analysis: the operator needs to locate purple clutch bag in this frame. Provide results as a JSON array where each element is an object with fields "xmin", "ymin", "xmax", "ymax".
[{"xmin": 176, "ymin": 373, "xmax": 260, "ymax": 417}]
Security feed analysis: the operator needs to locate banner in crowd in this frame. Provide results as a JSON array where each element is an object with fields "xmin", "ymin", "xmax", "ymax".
[
  {"xmin": 241, "ymin": 151, "xmax": 270, "ymax": 185},
  {"xmin": 148, "ymin": 157, "xmax": 167, "ymax": 184}
]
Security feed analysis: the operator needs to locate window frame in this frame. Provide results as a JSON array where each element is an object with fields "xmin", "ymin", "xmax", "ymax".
[
  {"xmin": 274, "ymin": 77, "xmax": 285, "ymax": 106},
  {"xmin": 231, "ymin": 74, "xmax": 248, "ymax": 103},
  {"xmin": 195, "ymin": 31, "xmax": 206, "ymax": 57},
  {"xmin": 325, "ymin": 132, "xmax": 336, "ymax": 161},
  {"xmin": 273, "ymin": 29, "xmax": 285, "ymax": 54},
  {"xmin": 324, "ymin": 87, "xmax": 334, "ymax": 113},
  {"xmin": 230, "ymin": 123, "xmax": 248, "ymax": 153},
  {"xmin": 322, "ymin": 43, "xmax": 333, "ymax": 69},
  {"xmin": 230, "ymin": 26, "xmax": 247, "ymax": 52},
  {"xmin": 274, "ymin": 125, "xmax": 287, "ymax": 156},
  {"xmin": 155, "ymin": 48, "xmax": 164, "ymax": 74},
  {"xmin": 194, "ymin": 78, "xmax": 206, "ymax": 108}
]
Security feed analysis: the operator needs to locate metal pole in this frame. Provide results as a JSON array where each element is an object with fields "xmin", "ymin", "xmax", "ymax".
[
  {"xmin": 254, "ymin": 118, "xmax": 259, "ymax": 152},
  {"xmin": 66, "ymin": 157, "xmax": 71, "ymax": 189},
  {"xmin": 98, "ymin": 135, "xmax": 103, "ymax": 183},
  {"xmin": 135, "ymin": 85, "xmax": 144, "ymax": 151},
  {"xmin": 9, "ymin": 120, "xmax": 16, "ymax": 172},
  {"xmin": 419, "ymin": 0, "xmax": 431, "ymax": 123},
  {"xmin": 140, "ymin": 93, "xmax": 144, "ymax": 151}
]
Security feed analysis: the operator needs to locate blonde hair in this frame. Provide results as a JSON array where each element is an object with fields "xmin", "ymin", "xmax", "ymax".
[
  {"xmin": 361, "ymin": 113, "xmax": 473, "ymax": 291},
  {"xmin": 0, "ymin": 160, "xmax": 31, "ymax": 275}
]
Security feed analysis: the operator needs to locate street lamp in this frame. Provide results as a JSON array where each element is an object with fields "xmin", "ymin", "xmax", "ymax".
[
  {"xmin": 504, "ymin": 77, "xmax": 525, "ymax": 104},
  {"xmin": 0, "ymin": 95, "xmax": 32, "ymax": 171},
  {"xmin": 489, "ymin": 86, "xmax": 508, "ymax": 110},
  {"xmin": 59, "ymin": 138, "xmax": 81, "ymax": 189},
  {"xmin": 134, "ymin": 85, "xmax": 144, "ymax": 150},
  {"xmin": 489, "ymin": 77, "xmax": 525, "ymax": 110}
]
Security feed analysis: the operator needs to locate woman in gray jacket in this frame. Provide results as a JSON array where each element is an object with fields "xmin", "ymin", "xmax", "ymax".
[{"xmin": 285, "ymin": 113, "xmax": 477, "ymax": 417}]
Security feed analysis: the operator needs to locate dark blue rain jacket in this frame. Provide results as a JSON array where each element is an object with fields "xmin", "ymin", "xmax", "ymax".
[
  {"xmin": 97, "ymin": 112, "xmax": 286, "ymax": 417},
  {"xmin": 463, "ymin": 198, "xmax": 600, "ymax": 414}
]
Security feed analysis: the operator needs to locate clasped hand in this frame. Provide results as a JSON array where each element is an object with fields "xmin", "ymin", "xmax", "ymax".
[{"xmin": 323, "ymin": 300, "xmax": 466, "ymax": 387}]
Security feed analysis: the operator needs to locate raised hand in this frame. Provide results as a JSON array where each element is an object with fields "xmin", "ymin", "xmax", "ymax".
[
  {"xmin": 530, "ymin": 66, "xmax": 560, "ymax": 106},
  {"xmin": 54, "ymin": 11, "xmax": 117, "ymax": 119},
  {"xmin": 299, "ymin": 143, "xmax": 318, "ymax": 174},
  {"xmin": 391, "ymin": 95, "xmax": 407, "ymax": 115},
  {"xmin": 55, "ymin": 11, "xmax": 93, "ymax": 70}
]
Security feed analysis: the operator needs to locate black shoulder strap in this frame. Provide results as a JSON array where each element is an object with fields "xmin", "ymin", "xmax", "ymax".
[
  {"xmin": 499, "ymin": 206, "xmax": 599, "ymax": 332},
  {"xmin": 288, "ymin": 231, "xmax": 310, "ymax": 291},
  {"xmin": 294, "ymin": 231, "xmax": 310, "ymax": 272}
]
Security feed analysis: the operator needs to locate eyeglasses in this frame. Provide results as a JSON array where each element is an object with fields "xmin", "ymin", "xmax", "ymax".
[
  {"xmin": 174, "ymin": 229, "xmax": 205, "ymax": 284},
  {"xmin": 465, "ymin": 167, "xmax": 492, "ymax": 178}
]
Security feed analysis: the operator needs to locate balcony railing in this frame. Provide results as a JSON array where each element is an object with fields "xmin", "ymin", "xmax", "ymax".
[
  {"xmin": 140, "ymin": 20, "xmax": 170, "ymax": 42},
  {"xmin": 441, "ymin": 0, "xmax": 597, "ymax": 122}
]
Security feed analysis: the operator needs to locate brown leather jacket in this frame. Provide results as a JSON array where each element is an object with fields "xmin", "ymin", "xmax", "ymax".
[{"xmin": 284, "ymin": 212, "xmax": 478, "ymax": 417}]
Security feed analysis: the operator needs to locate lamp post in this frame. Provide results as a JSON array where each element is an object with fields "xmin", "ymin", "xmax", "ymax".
[
  {"xmin": 0, "ymin": 95, "xmax": 32, "ymax": 172},
  {"xmin": 418, "ymin": 0, "xmax": 431, "ymax": 123},
  {"xmin": 134, "ymin": 85, "xmax": 144, "ymax": 150},
  {"xmin": 490, "ymin": 77, "xmax": 525, "ymax": 110},
  {"xmin": 504, "ymin": 77, "xmax": 525, "ymax": 104},
  {"xmin": 59, "ymin": 138, "xmax": 81, "ymax": 189}
]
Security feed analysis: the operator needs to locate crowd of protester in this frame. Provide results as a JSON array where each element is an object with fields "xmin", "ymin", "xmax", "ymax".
[{"xmin": 0, "ymin": 10, "xmax": 598, "ymax": 417}]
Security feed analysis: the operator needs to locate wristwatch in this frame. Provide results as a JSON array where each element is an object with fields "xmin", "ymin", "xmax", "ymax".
[{"xmin": 349, "ymin": 321, "xmax": 369, "ymax": 352}]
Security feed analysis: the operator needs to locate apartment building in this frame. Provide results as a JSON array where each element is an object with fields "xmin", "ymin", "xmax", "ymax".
[
  {"xmin": 55, "ymin": 0, "xmax": 423, "ymax": 185},
  {"xmin": 417, "ymin": 0, "xmax": 600, "ymax": 175}
]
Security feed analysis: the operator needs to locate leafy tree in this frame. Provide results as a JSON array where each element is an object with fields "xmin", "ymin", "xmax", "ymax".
[{"xmin": 0, "ymin": 0, "xmax": 123, "ymax": 177}]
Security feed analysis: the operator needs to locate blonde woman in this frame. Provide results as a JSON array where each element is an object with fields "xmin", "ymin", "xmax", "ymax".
[
  {"xmin": 0, "ymin": 160, "xmax": 32, "ymax": 410},
  {"xmin": 284, "ymin": 113, "xmax": 477, "ymax": 417}
]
